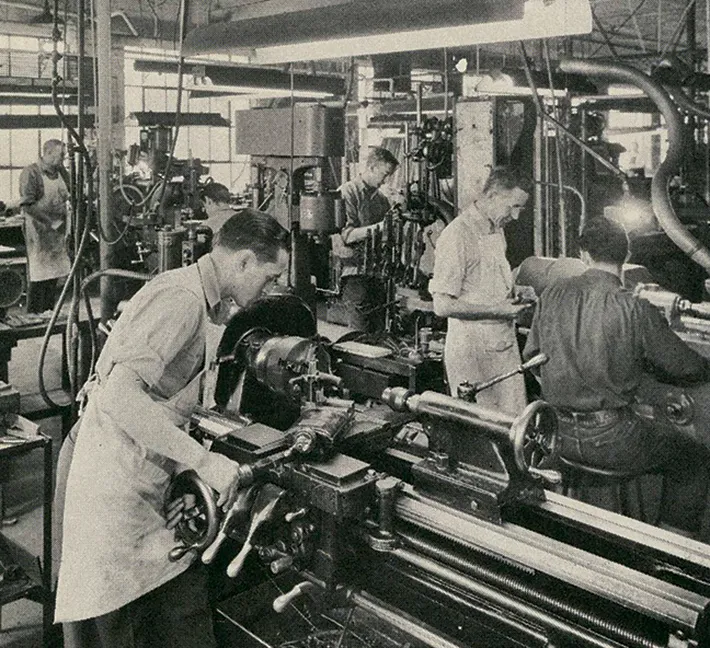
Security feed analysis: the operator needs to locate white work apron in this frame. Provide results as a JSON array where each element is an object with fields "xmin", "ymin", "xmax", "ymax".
[
  {"xmin": 23, "ymin": 173, "xmax": 71, "ymax": 282},
  {"xmin": 54, "ymin": 366, "xmax": 205, "ymax": 623},
  {"xmin": 444, "ymin": 227, "xmax": 527, "ymax": 416}
]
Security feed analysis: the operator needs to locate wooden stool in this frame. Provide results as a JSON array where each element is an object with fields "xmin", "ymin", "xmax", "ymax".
[{"xmin": 560, "ymin": 457, "xmax": 655, "ymax": 523}]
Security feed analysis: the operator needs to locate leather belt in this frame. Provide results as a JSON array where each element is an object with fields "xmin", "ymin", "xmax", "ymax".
[{"xmin": 555, "ymin": 407, "xmax": 624, "ymax": 427}]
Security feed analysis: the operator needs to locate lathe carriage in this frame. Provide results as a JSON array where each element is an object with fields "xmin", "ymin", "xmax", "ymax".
[{"xmin": 161, "ymin": 294, "xmax": 710, "ymax": 648}]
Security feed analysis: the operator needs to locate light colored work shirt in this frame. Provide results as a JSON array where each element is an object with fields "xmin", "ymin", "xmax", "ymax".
[
  {"xmin": 55, "ymin": 254, "xmax": 237, "ymax": 622},
  {"xmin": 429, "ymin": 204, "xmax": 526, "ymax": 415}
]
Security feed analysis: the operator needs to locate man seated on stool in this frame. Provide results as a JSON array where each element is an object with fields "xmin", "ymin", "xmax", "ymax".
[{"xmin": 523, "ymin": 216, "xmax": 710, "ymax": 538}]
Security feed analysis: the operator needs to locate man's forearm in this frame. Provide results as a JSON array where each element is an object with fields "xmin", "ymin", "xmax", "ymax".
[
  {"xmin": 434, "ymin": 295, "xmax": 519, "ymax": 321},
  {"xmin": 342, "ymin": 222, "xmax": 380, "ymax": 245},
  {"xmin": 23, "ymin": 204, "xmax": 53, "ymax": 227},
  {"xmin": 100, "ymin": 364, "xmax": 240, "ymax": 493}
]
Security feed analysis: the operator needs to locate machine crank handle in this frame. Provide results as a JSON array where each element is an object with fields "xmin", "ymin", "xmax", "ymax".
[
  {"xmin": 459, "ymin": 353, "xmax": 549, "ymax": 400},
  {"xmin": 236, "ymin": 447, "xmax": 297, "ymax": 487},
  {"xmin": 520, "ymin": 353, "xmax": 549, "ymax": 373},
  {"xmin": 202, "ymin": 486, "xmax": 258, "ymax": 565},
  {"xmin": 528, "ymin": 467, "xmax": 562, "ymax": 485},
  {"xmin": 168, "ymin": 545, "xmax": 195, "ymax": 562},
  {"xmin": 226, "ymin": 484, "xmax": 286, "ymax": 579},
  {"xmin": 273, "ymin": 581, "xmax": 319, "ymax": 613},
  {"xmin": 226, "ymin": 538, "xmax": 253, "ymax": 578}
]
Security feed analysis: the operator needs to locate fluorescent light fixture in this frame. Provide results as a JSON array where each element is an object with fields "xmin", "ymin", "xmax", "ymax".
[
  {"xmin": 185, "ymin": 80, "xmax": 335, "ymax": 99},
  {"xmin": 472, "ymin": 73, "xmax": 561, "ymax": 98},
  {"xmin": 248, "ymin": 0, "xmax": 592, "ymax": 64}
]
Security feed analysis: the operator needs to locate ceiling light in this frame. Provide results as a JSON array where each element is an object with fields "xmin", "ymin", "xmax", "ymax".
[
  {"xmin": 455, "ymin": 58, "xmax": 469, "ymax": 74},
  {"xmin": 183, "ymin": 0, "xmax": 592, "ymax": 64},
  {"xmin": 184, "ymin": 82, "xmax": 336, "ymax": 99}
]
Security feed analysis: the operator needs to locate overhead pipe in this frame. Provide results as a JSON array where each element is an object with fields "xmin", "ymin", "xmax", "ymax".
[
  {"xmin": 559, "ymin": 58, "xmax": 710, "ymax": 275},
  {"xmin": 668, "ymin": 86, "xmax": 710, "ymax": 121}
]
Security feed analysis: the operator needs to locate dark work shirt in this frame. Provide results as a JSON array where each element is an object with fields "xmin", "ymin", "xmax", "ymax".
[
  {"xmin": 523, "ymin": 268, "xmax": 710, "ymax": 410},
  {"xmin": 338, "ymin": 176, "xmax": 391, "ymax": 277}
]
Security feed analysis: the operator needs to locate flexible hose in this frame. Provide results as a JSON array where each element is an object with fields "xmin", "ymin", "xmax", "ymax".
[
  {"xmin": 38, "ymin": 0, "xmax": 96, "ymax": 409},
  {"xmin": 559, "ymin": 58, "xmax": 710, "ymax": 274},
  {"xmin": 668, "ymin": 86, "xmax": 710, "ymax": 120}
]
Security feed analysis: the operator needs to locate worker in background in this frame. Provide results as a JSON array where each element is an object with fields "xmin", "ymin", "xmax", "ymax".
[
  {"xmin": 54, "ymin": 210, "xmax": 290, "ymax": 648},
  {"xmin": 334, "ymin": 146, "xmax": 399, "ymax": 332},
  {"xmin": 202, "ymin": 182, "xmax": 237, "ymax": 234},
  {"xmin": 523, "ymin": 217, "xmax": 710, "ymax": 539},
  {"xmin": 19, "ymin": 139, "xmax": 71, "ymax": 313},
  {"xmin": 429, "ymin": 166, "xmax": 532, "ymax": 416}
]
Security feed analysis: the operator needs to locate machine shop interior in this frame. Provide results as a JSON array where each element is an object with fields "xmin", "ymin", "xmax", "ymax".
[{"xmin": 8, "ymin": 0, "xmax": 710, "ymax": 647}]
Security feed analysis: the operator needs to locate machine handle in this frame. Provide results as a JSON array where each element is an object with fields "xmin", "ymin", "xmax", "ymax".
[
  {"xmin": 201, "ymin": 528, "xmax": 228, "ymax": 565},
  {"xmin": 203, "ymin": 485, "xmax": 259, "ymax": 565},
  {"xmin": 529, "ymin": 467, "xmax": 562, "ymax": 485},
  {"xmin": 273, "ymin": 581, "xmax": 318, "ymax": 613},
  {"xmin": 226, "ymin": 539, "xmax": 253, "ymax": 578},
  {"xmin": 520, "ymin": 353, "xmax": 549, "ymax": 373},
  {"xmin": 168, "ymin": 545, "xmax": 194, "ymax": 562}
]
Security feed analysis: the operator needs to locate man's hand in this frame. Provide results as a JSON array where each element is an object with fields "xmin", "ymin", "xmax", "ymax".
[
  {"xmin": 217, "ymin": 473, "xmax": 242, "ymax": 512},
  {"xmin": 495, "ymin": 301, "xmax": 533, "ymax": 321},
  {"xmin": 165, "ymin": 493, "xmax": 197, "ymax": 530}
]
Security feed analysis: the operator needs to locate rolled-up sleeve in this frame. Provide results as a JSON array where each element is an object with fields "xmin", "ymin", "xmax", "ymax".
[
  {"xmin": 429, "ymin": 225, "xmax": 468, "ymax": 298},
  {"xmin": 110, "ymin": 287, "xmax": 203, "ymax": 390},
  {"xmin": 340, "ymin": 181, "xmax": 361, "ymax": 243},
  {"xmin": 19, "ymin": 165, "xmax": 42, "ymax": 207}
]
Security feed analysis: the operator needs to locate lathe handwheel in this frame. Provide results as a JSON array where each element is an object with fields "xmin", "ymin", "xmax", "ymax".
[
  {"xmin": 165, "ymin": 470, "xmax": 220, "ymax": 552},
  {"xmin": 509, "ymin": 401, "xmax": 558, "ymax": 474}
]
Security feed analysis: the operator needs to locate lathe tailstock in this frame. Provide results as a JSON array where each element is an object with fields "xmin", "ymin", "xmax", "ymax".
[{"xmin": 169, "ymin": 296, "xmax": 710, "ymax": 648}]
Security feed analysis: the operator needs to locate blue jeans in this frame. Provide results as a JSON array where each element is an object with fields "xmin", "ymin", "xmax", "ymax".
[{"xmin": 558, "ymin": 406, "xmax": 710, "ymax": 533}]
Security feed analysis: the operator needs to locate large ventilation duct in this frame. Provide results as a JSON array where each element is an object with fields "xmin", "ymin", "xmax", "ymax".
[{"xmin": 560, "ymin": 58, "xmax": 710, "ymax": 275}]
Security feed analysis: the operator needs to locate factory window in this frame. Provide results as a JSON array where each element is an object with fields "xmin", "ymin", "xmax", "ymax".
[
  {"xmin": 0, "ymin": 34, "xmax": 76, "ymax": 201},
  {"xmin": 123, "ymin": 48, "xmax": 251, "ymax": 194}
]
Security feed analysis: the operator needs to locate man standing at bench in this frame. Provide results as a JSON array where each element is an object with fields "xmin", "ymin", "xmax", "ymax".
[{"xmin": 19, "ymin": 139, "xmax": 71, "ymax": 313}]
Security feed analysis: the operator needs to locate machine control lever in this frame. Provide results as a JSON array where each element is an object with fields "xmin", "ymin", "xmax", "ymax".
[
  {"xmin": 202, "ymin": 486, "xmax": 257, "ymax": 565},
  {"xmin": 458, "ymin": 353, "xmax": 548, "ymax": 401},
  {"xmin": 226, "ymin": 484, "xmax": 287, "ymax": 579},
  {"xmin": 273, "ymin": 581, "xmax": 318, "ymax": 613}
]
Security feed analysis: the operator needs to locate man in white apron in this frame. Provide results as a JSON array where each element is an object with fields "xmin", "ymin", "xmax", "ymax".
[
  {"xmin": 19, "ymin": 139, "xmax": 72, "ymax": 313},
  {"xmin": 55, "ymin": 210, "xmax": 290, "ymax": 647},
  {"xmin": 429, "ymin": 167, "xmax": 532, "ymax": 416}
]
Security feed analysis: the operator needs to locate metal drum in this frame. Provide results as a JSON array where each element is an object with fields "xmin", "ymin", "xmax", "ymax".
[{"xmin": 299, "ymin": 193, "xmax": 340, "ymax": 234}]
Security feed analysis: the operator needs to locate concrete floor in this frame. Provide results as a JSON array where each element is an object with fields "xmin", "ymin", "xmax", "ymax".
[{"xmin": 0, "ymin": 312, "xmax": 352, "ymax": 648}]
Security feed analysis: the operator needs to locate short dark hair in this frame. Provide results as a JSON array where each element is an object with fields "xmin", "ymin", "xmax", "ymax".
[
  {"xmin": 366, "ymin": 146, "xmax": 399, "ymax": 169},
  {"xmin": 214, "ymin": 209, "xmax": 290, "ymax": 262},
  {"xmin": 481, "ymin": 166, "xmax": 533, "ymax": 195},
  {"xmin": 43, "ymin": 139, "xmax": 64, "ymax": 156},
  {"xmin": 202, "ymin": 182, "xmax": 231, "ymax": 204},
  {"xmin": 578, "ymin": 217, "xmax": 629, "ymax": 265}
]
